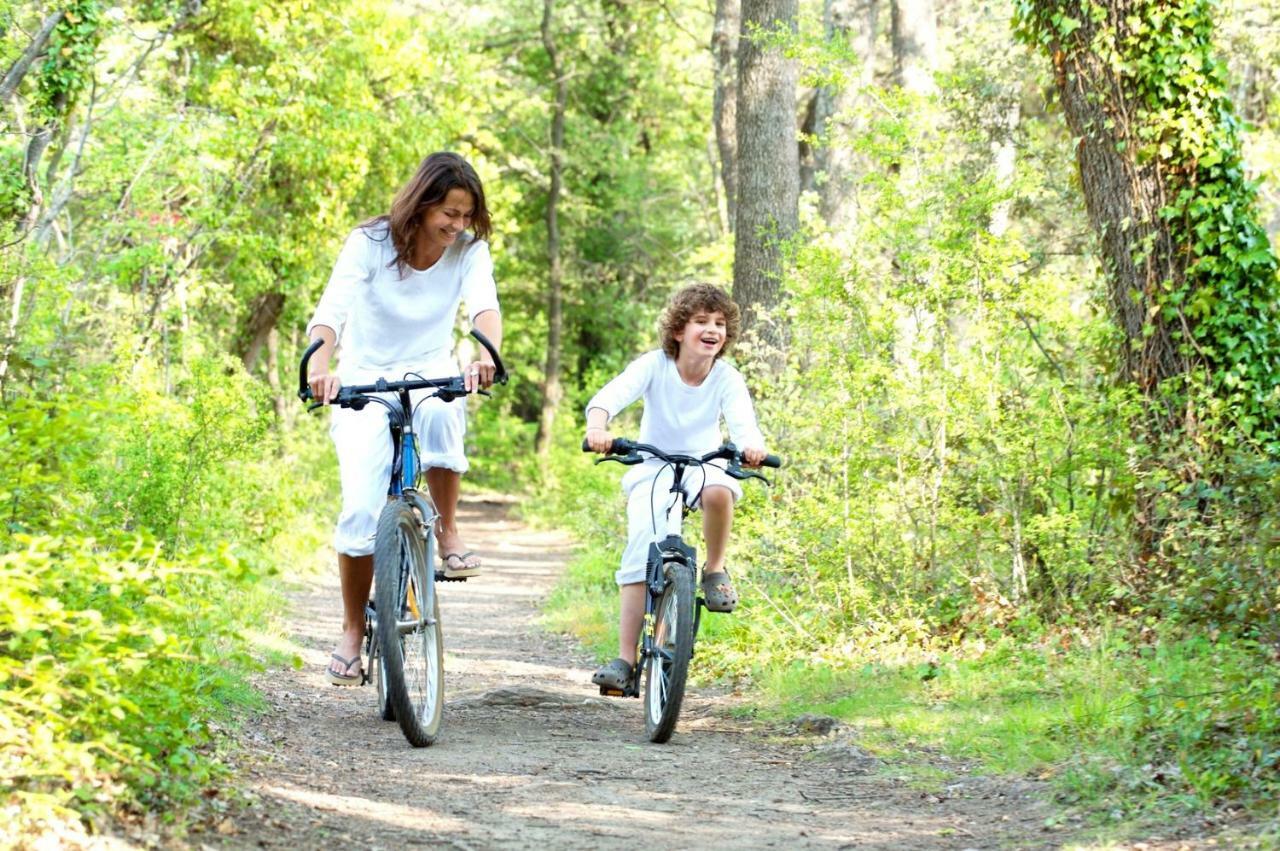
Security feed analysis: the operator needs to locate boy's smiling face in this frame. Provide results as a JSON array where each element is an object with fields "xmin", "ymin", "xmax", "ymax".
[{"xmin": 674, "ymin": 309, "xmax": 728, "ymax": 359}]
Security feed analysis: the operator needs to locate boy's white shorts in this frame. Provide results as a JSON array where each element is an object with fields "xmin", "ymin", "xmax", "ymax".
[
  {"xmin": 329, "ymin": 358, "xmax": 467, "ymax": 557},
  {"xmin": 616, "ymin": 460, "xmax": 743, "ymax": 586}
]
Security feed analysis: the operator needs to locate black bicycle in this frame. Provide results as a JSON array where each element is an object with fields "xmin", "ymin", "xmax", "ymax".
[
  {"xmin": 584, "ymin": 439, "xmax": 781, "ymax": 742},
  {"xmin": 299, "ymin": 329, "xmax": 507, "ymax": 747}
]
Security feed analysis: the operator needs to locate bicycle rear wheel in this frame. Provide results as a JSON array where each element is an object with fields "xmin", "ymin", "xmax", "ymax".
[
  {"xmin": 643, "ymin": 560, "xmax": 696, "ymax": 743},
  {"xmin": 374, "ymin": 500, "xmax": 444, "ymax": 747}
]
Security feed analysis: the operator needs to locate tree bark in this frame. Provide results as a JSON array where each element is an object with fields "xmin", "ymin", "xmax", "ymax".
[
  {"xmin": 534, "ymin": 0, "xmax": 568, "ymax": 457},
  {"xmin": 890, "ymin": 0, "xmax": 936, "ymax": 95},
  {"xmin": 734, "ymin": 0, "xmax": 800, "ymax": 345},
  {"xmin": 812, "ymin": 0, "xmax": 880, "ymax": 230},
  {"xmin": 712, "ymin": 0, "xmax": 740, "ymax": 232},
  {"xmin": 235, "ymin": 291, "xmax": 286, "ymax": 372}
]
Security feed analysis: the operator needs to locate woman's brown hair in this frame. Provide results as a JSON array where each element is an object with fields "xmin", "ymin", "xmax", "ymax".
[
  {"xmin": 363, "ymin": 152, "xmax": 491, "ymax": 277},
  {"xmin": 659, "ymin": 283, "xmax": 741, "ymax": 360}
]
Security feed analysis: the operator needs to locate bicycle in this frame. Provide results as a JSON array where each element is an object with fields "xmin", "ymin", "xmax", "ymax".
[
  {"xmin": 298, "ymin": 329, "xmax": 507, "ymax": 747},
  {"xmin": 583, "ymin": 438, "xmax": 781, "ymax": 743}
]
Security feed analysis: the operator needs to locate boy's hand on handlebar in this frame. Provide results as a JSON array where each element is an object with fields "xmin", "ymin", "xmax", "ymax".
[
  {"xmin": 309, "ymin": 372, "xmax": 342, "ymax": 405},
  {"xmin": 464, "ymin": 359, "xmax": 497, "ymax": 393},
  {"xmin": 585, "ymin": 426, "xmax": 614, "ymax": 453},
  {"xmin": 741, "ymin": 446, "xmax": 768, "ymax": 468}
]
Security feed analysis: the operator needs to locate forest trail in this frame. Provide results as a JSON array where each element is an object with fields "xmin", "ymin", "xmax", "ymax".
[{"xmin": 214, "ymin": 497, "xmax": 1072, "ymax": 850}]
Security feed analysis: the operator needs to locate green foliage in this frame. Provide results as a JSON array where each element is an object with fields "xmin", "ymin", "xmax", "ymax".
[
  {"xmin": 0, "ymin": 352, "xmax": 321, "ymax": 833},
  {"xmin": 37, "ymin": 1, "xmax": 102, "ymax": 117},
  {"xmin": 748, "ymin": 629, "xmax": 1280, "ymax": 813}
]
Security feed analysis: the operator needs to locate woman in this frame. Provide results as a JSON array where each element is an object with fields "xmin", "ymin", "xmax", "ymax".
[{"xmin": 306, "ymin": 152, "xmax": 502, "ymax": 685}]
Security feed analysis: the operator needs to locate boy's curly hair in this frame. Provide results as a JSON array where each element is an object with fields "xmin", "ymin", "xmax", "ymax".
[{"xmin": 660, "ymin": 283, "xmax": 741, "ymax": 360}]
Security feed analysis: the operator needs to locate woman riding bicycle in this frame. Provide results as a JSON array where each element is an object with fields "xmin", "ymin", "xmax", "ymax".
[{"xmin": 306, "ymin": 151, "xmax": 502, "ymax": 686}]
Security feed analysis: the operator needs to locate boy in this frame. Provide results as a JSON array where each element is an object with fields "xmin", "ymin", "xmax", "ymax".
[{"xmin": 583, "ymin": 284, "xmax": 768, "ymax": 690}]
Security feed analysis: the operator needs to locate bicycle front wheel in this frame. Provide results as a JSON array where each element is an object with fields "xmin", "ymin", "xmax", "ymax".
[
  {"xmin": 643, "ymin": 560, "xmax": 696, "ymax": 743},
  {"xmin": 374, "ymin": 501, "xmax": 444, "ymax": 747}
]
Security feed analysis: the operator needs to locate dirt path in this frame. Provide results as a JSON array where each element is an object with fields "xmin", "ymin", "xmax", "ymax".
[{"xmin": 211, "ymin": 497, "xmax": 1076, "ymax": 850}]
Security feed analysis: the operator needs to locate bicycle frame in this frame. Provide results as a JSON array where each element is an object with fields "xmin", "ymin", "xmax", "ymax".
[{"xmin": 640, "ymin": 460, "xmax": 702, "ymax": 669}]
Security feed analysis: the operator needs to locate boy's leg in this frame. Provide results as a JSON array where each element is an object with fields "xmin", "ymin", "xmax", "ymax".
[
  {"xmin": 697, "ymin": 483, "xmax": 740, "ymax": 613},
  {"xmin": 618, "ymin": 582, "xmax": 646, "ymax": 665},
  {"xmin": 700, "ymin": 485, "xmax": 734, "ymax": 573}
]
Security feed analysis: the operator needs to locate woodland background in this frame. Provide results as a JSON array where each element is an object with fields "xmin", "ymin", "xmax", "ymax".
[{"xmin": 1, "ymin": 0, "xmax": 1279, "ymax": 842}]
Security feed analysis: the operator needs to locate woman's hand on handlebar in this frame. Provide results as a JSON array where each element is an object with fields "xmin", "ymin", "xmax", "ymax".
[
  {"xmin": 464, "ymin": 358, "xmax": 497, "ymax": 394},
  {"xmin": 584, "ymin": 426, "xmax": 614, "ymax": 453},
  {"xmin": 309, "ymin": 371, "xmax": 342, "ymax": 405},
  {"xmin": 741, "ymin": 445, "xmax": 768, "ymax": 468}
]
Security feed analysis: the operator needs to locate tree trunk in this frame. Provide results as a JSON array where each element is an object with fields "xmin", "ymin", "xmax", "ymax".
[
  {"xmin": 266, "ymin": 327, "xmax": 286, "ymax": 422},
  {"xmin": 712, "ymin": 0, "xmax": 740, "ymax": 232},
  {"xmin": 813, "ymin": 0, "xmax": 880, "ymax": 230},
  {"xmin": 890, "ymin": 0, "xmax": 936, "ymax": 95},
  {"xmin": 534, "ymin": 0, "xmax": 568, "ymax": 457},
  {"xmin": 1018, "ymin": 0, "xmax": 1280, "ymax": 561},
  {"xmin": 236, "ymin": 291, "xmax": 286, "ymax": 372},
  {"xmin": 734, "ymin": 0, "xmax": 800, "ymax": 345}
]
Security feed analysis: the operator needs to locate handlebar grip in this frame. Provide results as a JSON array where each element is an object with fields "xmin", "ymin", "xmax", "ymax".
[
  {"xmin": 762, "ymin": 454, "xmax": 782, "ymax": 468},
  {"xmin": 470, "ymin": 328, "xmax": 508, "ymax": 384},
  {"xmin": 581, "ymin": 437, "xmax": 636, "ymax": 455},
  {"xmin": 298, "ymin": 338, "xmax": 324, "ymax": 401}
]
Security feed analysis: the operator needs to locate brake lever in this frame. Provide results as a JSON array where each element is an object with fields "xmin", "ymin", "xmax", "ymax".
[
  {"xmin": 727, "ymin": 464, "xmax": 771, "ymax": 485},
  {"xmin": 307, "ymin": 401, "xmax": 324, "ymax": 412},
  {"xmin": 594, "ymin": 453, "xmax": 643, "ymax": 466}
]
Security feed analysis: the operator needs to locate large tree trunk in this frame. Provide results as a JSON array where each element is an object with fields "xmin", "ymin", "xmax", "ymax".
[
  {"xmin": 734, "ymin": 0, "xmax": 800, "ymax": 345},
  {"xmin": 1019, "ymin": 0, "xmax": 1280, "ymax": 560},
  {"xmin": 534, "ymin": 0, "xmax": 568, "ymax": 457},
  {"xmin": 890, "ymin": 0, "xmax": 936, "ymax": 94},
  {"xmin": 712, "ymin": 0, "xmax": 740, "ymax": 232}
]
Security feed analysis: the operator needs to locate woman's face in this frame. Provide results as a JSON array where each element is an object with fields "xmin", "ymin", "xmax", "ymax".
[{"xmin": 421, "ymin": 187, "xmax": 475, "ymax": 250}]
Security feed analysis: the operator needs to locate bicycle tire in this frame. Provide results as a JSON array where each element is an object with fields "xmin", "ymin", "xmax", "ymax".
[
  {"xmin": 374, "ymin": 501, "xmax": 444, "ymax": 747},
  {"xmin": 643, "ymin": 560, "xmax": 696, "ymax": 743}
]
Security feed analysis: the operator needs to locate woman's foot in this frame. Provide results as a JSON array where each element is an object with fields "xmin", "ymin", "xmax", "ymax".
[
  {"xmin": 327, "ymin": 633, "xmax": 365, "ymax": 685},
  {"xmin": 437, "ymin": 528, "xmax": 481, "ymax": 578}
]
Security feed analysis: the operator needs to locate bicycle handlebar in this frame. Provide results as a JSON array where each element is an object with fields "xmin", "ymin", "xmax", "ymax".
[
  {"xmin": 297, "ymin": 328, "xmax": 508, "ymax": 409},
  {"xmin": 581, "ymin": 437, "xmax": 781, "ymax": 480}
]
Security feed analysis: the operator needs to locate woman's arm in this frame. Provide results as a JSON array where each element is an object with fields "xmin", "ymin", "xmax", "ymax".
[
  {"xmin": 466, "ymin": 308, "xmax": 503, "ymax": 392},
  {"xmin": 307, "ymin": 324, "xmax": 342, "ymax": 404}
]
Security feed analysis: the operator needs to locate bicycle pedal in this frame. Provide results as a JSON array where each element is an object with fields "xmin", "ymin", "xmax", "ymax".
[
  {"xmin": 434, "ymin": 571, "xmax": 469, "ymax": 582},
  {"xmin": 599, "ymin": 685, "xmax": 626, "ymax": 697}
]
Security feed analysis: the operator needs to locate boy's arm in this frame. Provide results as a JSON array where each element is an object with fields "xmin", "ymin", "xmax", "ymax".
[
  {"xmin": 585, "ymin": 407, "xmax": 612, "ymax": 452},
  {"xmin": 722, "ymin": 370, "xmax": 768, "ymax": 466},
  {"xmin": 583, "ymin": 352, "xmax": 655, "ymax": 449}
]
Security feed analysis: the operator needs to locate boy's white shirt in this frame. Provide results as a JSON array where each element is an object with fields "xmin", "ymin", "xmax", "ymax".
[
  {"xmin": 586, "ymin": 349, "xmax": 765, "ymax": 456},
  {"xmin": 306, "ymin": 222, "xmax": 500, "ymax": 380}
]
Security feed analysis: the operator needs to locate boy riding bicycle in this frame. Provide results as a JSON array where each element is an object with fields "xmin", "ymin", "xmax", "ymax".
[{"xmin": 583, "ymin": 284, "xmax": 769, "ymax": 691}]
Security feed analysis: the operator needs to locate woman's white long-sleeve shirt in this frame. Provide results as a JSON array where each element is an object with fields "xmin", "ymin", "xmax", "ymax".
[
  {"xmin": 586, "ymin": 350, "xmax": 765, "ymax": 456},
  {"xmin": 307, "ymin": 223, "xmax": 500, "ymax": 379}
]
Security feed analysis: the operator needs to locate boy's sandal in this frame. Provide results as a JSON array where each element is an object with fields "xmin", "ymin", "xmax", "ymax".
[
  {"xmin": 701, "ymin": 570, "xmax": 739, "ymax": 613},
  {"xmin": 591, "ymin": 657, "xmax": 635, "ymax": 690},
  {"xmin": 326, "ymin": 652, "xmax": 363, "ymax": 687}
]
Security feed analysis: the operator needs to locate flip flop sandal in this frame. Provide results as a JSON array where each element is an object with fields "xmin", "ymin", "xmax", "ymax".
[
  {"xmin": 591, "ymin": 657, "xmax": 635, "ymax": 691},
  {"xmin": 327, "ymin": 652, "xmax": 364, "ymax": 686},
  {"xmin": 701, "ymin": 570, "xmax": 739, "ymax": 613},
  {"xmin": 441, "ymin": 551, "xmax": 482, "ymax": 579}
]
